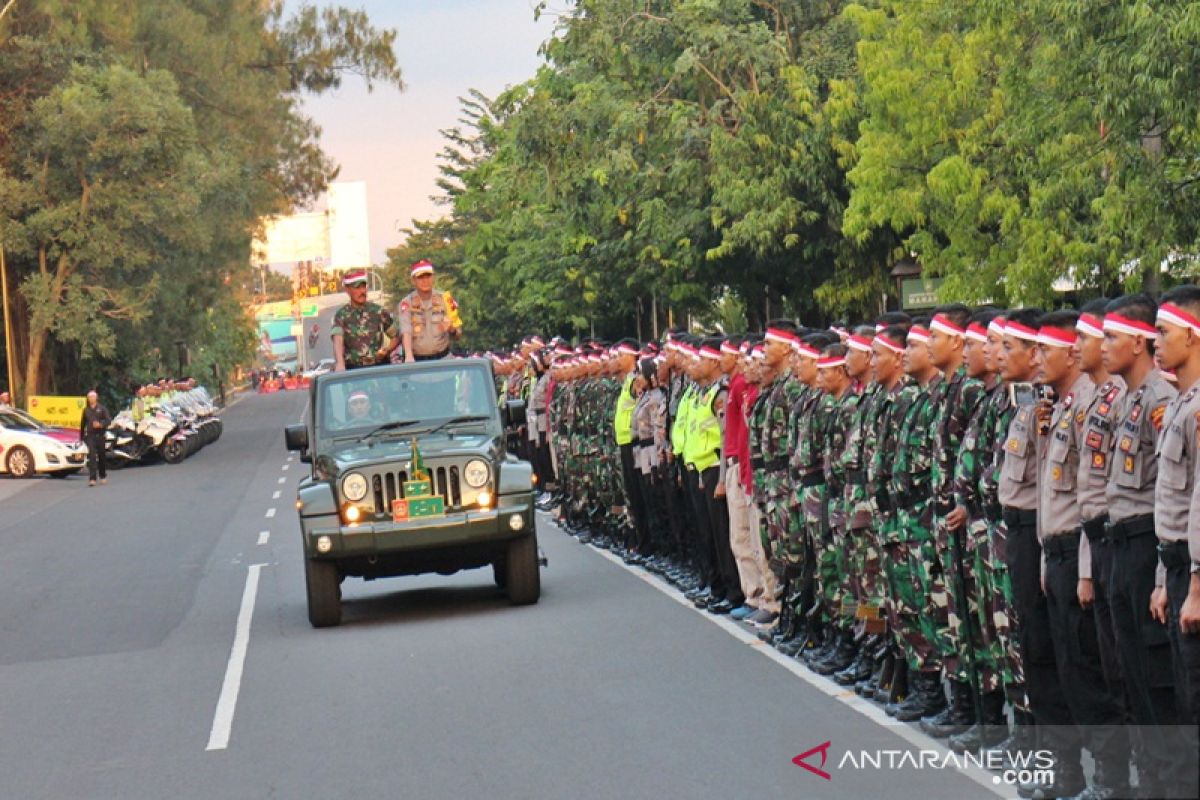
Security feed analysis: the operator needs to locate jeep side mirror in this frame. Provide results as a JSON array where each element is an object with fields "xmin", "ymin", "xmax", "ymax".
[
  {"xmin": 284, "ymin": 424, "xmax": 308, "ymax": 451},
  {"xmin": 504, "ymin": 399, "xmax": 526, "ymax": 427}
]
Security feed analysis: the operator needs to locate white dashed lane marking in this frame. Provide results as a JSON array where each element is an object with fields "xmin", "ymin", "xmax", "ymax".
[
  {"xmin": 257, "ymin": 531, "xmax": 269, "ymax": 546},
  {"xmin": 272, "ymin": 491, "xmax": 281, "ymax": 499},
  {"xmin": 277, "ymin": 477, "xmax": 286, "ymax": 484},
  {"xmin": 265, "ymin": 508, "xmax": 276, "ymax": 519}
]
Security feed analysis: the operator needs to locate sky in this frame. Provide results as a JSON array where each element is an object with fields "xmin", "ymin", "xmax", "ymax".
[{"xmin": 285, "ymin": 1, "xmax": 560, "ymax": 265}]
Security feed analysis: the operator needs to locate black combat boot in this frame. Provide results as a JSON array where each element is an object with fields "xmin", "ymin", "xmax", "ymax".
[
  {"xmin": 814, "ymin": 629, "xmax": 857, "ymax": 675},
  {"xmin": 893, "ymin": 671, "xmax": 948, "ymax": 722},
  {"xmin": 983, "ymin": 708, "xmax": 1035, "ymax": 766},
  {"xmin": 884, "ymin": 658, "xmax": 909, "ymax": 715},
  {"xmin": 920, "ymin": 679, "xmax": 975, "ymax": 738},
  {"xmin": 948, "ymin": 690, "xmax": 1007, "ymax": 750},
  {"xmin": 858, "ymin": 648, "xmax": 893, "ymax": 698}
]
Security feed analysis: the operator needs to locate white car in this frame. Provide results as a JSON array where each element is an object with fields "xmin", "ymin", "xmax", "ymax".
[{"xmin": 0, "ymin": 409, "xmax": 89, "ymax": 478}]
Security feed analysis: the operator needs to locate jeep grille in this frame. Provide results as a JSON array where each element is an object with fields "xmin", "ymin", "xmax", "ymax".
[{"xmin": 369, "ymin": 461, "xmax": 481, "ymax": 512}]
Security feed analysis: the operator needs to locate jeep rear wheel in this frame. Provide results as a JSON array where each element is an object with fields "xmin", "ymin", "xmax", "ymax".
[
  {"xmin": 305, "ymin": 558, "xmax": 342, "ymax": 627},
  {"xmin": 505, "ymin": 532, "xmax": 540, "ymax": 605}
]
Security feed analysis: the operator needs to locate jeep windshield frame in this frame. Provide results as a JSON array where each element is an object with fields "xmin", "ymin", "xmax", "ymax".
[{"xmin": 311, "ymin": 360, "xmax": 501, "ymax": 452}]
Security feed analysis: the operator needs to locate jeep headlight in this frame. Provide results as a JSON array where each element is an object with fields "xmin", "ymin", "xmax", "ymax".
[
  {"xmin": 341, "ymin": 472, "xmax": 368, "ymax": 502},
  {"xmin": 463, "ymin": 459, "xmax": 489, "ymax": 488}
]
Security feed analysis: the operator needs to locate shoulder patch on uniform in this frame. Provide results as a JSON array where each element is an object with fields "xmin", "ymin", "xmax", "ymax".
[
  {"xmin": 443, "ymin": 292, "xmax": 458, "ymax": 311},
  {"xmin": 1150, "ymin": 405, "xmax": 1165, "ymax": 432},
  {"xmin": 400, "ymin": 300, "xmax": 409, "ymax": 312}
]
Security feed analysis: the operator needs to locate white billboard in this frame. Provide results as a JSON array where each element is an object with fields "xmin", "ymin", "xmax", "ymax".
[
  {"xmin": 328, "ymin": 182, "xmax": 371, "ymax": 270},
  {"xmin": 254, "ymin": 212, "xmax": 329, "ymax": 266}
]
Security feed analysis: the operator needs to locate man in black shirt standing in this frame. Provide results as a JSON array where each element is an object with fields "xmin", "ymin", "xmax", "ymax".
[{"xmin": 80, "ymin": 390, "xmax": 111, "ymax": 486}]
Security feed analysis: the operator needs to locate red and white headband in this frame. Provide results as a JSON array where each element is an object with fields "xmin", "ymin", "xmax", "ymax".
[
  {"xmin": 720, "ymin": 341, "xmax": 740, "ymax": 356},
  {"xmin": 907, "ymin": 325, "xmax": 930, "ymax": 344},
  {"xmin": 987, "ymin": 318, "xmax": 1007, "ymax": 337},
  {"xmin": 410, "ymin": 260, "xmax": 434, "ymax": 277},
  {"xmin": 875, "ymin": 333, "xmax": 905, "ymax": 354},
  {"xmin": 930, "ymin": 313, "xmax": 966, "ymax": 338},
  {"xmin": 615, "ymin": 343, "xmax": 639, "ymax": 356},
  {"xmin": 1076, "ymin": 313, "xmax": 1104, "ymax": 340},
  {"xmin": 1158, "ymin": 303, "xmax": 1200, "ymax": 336},
  {"xmin": 1103, "ymin": 312, "xmax": 1157, "ymax": 339},
  {"xmin": 965, "ymin": 322, "xmax": 988, "ymax": 343},
  {"xmin": 700, "ymin": 345, "xmax": 722, "ymax": 361},
  {"xmin": 1037, "ymin": 326, "xmax": 1077, "ymax": 348},
  {"xmin": 847, "ymin": 334, "xmax": 874, "ymax": 353},
  {"xmin": 818, "ymin": 355, "xmax": 846, "ymax": 369},
  {"xmin": 793, "ymin": 342, "xmax": 819, "ymax": 359},
  {"xmin": 765, "ymin": 326, "xmax": 797, "ymax": 346},
  {"xmin": 1005, "ymin": 320, "xmax": 1040, "ymax": 343}
]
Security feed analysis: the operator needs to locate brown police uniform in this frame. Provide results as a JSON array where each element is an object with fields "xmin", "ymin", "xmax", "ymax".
[{"xmin": 398, "ymin": 290, "xmax": 459, "ymax": 359}]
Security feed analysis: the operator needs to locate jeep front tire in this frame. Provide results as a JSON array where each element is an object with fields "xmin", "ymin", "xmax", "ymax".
[
  {"xmin": 505, "ymin": 532, "xmax": 540, "ymax": 605},
  {"xmin": 305, "ymin": 558, "xmax": 342, "ymax": 627}
]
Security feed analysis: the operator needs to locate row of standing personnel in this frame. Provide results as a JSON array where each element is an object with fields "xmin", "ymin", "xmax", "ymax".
[{"xmin": 498, "ymin": 291, "xmax": 1200, "ymax": 800}]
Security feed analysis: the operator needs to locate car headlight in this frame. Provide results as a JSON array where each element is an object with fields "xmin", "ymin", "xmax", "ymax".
[
  {"xmin": 463, "ymin": 459, "xmax": 489, "ymax": 488},
  {"xmin": 341, "ymin": 472, "xmax": 368, "ymax": 502}
]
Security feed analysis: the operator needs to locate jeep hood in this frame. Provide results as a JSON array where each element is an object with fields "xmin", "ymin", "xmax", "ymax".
[{"xmin": 320, "ymin": 434, "xmax": 501, "ymax": 474}]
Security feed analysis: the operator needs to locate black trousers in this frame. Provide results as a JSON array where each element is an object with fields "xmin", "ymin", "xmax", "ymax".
[
  {"xmin": 701, "ymin": 466, "xmax": 743, "ymax": 607},
  {"xmin": 85, "ymin": 436, "xmax": 107, "ymax": 481},
  {"xmin": 1163, "ymin": 552, "xmax": 1200, "ymax": 798},
  {"xmin": 1004, "ymin": 517, "xmax": 1077, "ymax": 761},
  {"xmin": 1108, "ymin": 522, "xmax": 1194, "ymax": 793},
  {"xmin": 619, "ymin": 443, "xmax": 649, "ymax": 548},
  {"xmin": 1043, "ymin": 534, "xmax": 1126, "ymax": 774},
  {"xmin": 685, "ymin": 466, "xmax": 720, "ymax": 596},
  {"xmin": 661, "ymin": 461, "xmax": 689, "ymax": 561},
  {"xmin": 1085, "ymin": 526, "xmax": 1127, "ymax": 713}
]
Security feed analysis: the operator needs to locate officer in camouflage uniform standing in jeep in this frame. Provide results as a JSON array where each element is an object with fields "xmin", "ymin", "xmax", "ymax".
[{"xmin": 332, "ymin": 269, "xmax": 400, "ymax": 371}]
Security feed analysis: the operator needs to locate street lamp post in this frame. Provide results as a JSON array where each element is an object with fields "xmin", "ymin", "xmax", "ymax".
[{"xmin": 1, "ymin": 244, "xmax": 18, "ymax": 402}]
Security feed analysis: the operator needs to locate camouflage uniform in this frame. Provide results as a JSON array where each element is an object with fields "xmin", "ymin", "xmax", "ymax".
[
  {"xmin": 793, "ymin": 389, "xmax": 837, "ymax": 624},
  {"xmin": 824, "ymin": 386, "xmax": 865, "ymax": 629},
  {"xmin": 331, "ymin": 302, "xmax": 397, "ymax": 369},
  {"xmin": 873, "ymin": 378, "xmax": 919, "ymax": 664},
  {"xmin": 951, "ymin": 383, "xmax": 1008, "ymax": 694},
  {"xmin": 889, "ymin": 379, "xmax": 940, "ymax": 672},
  {"xmin": 840, "ymin": 382, "xmax": 885, "ymax": 633},
  {"xmin": 927, "ymin": 366, "xmax": 986, "ymax": 683}
]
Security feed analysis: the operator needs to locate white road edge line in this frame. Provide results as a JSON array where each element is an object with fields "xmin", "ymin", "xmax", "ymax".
[
  {"xmin": 205, "ymin": 563, "xmax": 268, "ymax": 752},
  {"xmin": 265, "ymin": 508, "xmax": 276, "ymax": 518},
  {"xmin": 537, "ymin": 512, "xmax": 1006, "ymax": 798},
  {"xmin": 257, "ymin": 531, "xmax": 270, "ymax": 546}
]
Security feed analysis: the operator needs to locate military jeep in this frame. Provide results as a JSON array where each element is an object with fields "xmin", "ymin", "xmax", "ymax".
[{"xmin": 284, "ymin": 358, "xmax": 539, "ymax": 627}]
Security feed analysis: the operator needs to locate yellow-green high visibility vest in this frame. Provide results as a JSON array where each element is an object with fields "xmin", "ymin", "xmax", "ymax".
[
  {"xmin": 671, "ymin": 383, "xmax": 695, "ymax": 457},
  {"xmin": 683, "ymin": 383, "xmax": 721, "ymax": 472},
  {"xmin": 613, "ymin": 373, "xmax": 637, "ymax": 446}
]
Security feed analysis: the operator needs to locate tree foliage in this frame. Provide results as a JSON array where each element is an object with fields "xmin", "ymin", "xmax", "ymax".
[{"xmin": 0, "ymin": 0, "xmax": 402, "ymax": 399}]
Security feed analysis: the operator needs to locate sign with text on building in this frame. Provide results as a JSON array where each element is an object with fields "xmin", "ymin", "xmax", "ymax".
[
  {"xmin": 26, "ymin": 396, "xmax": 86, "ymax": 428},
  {"xmin": 901, "ymin": 277, "xmax": 945, "ymax": 310}
]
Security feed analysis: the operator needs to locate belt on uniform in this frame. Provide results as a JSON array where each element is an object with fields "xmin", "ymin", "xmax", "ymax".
[
  {"xmin": 1157, "ymin": 539, "xmax": 1190, "ymax": 570},
  {"xmin": 1002, "ymin": 506, "xmax": 1037, "ymax": 529},
  {"xmin": 846, "ymin": 469, "xmax": 867, "ymax": 485},
  {"xmin": 634, "ymin": 438, "xmax": 653, "ymax": 447},
  {"xmin": 1042, "ymin": 530, "xmax": 1080, "ymax": 560},
  {"xmin": 413, "ymin": 349, "xmax": 450, "ymax": 361},
  {"xmin": 1105, "ymin": 513, "xmax": 1154, "ymax": 542},
  {"xmin": 764, "ymin": 457, "xmax": 787, "ymax": 471},
  {"xmin": 800, "ymin": 471, "xmax": 824, "ymax": 488},
  {"xmin": 1082, "ymin": 514, "xmax": 1109, "ymax": 544}
]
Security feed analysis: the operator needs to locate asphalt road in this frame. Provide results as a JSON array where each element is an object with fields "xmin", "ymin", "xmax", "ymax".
[{"xmin": 0, "ymin": 390, "xmax": 1010, "ymax": 800}]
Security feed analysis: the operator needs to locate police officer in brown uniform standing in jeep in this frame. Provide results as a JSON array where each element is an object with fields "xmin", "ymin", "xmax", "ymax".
[{"xmin": 399, "ymin": 260, "xmax": 462, "ymax": 362}]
